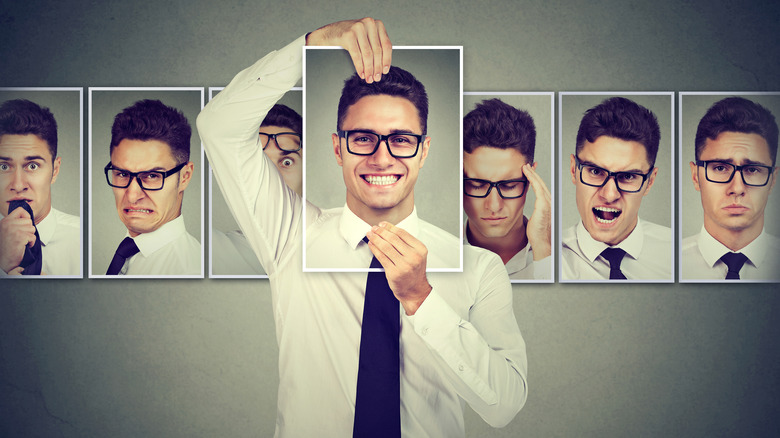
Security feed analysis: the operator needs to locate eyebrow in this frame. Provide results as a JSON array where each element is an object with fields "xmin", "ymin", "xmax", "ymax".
[
  {"xmin": 578, "ymin": 158, "xmax": 648, "ymax": 174},
  {"xmin": 351, "ymin": 128, "xmax": 421, "ymax": 135},
  {"xmin": 0, "ymin": 155, "xmax": 47, "ymax": 162},
  {"xmin": 705, "ymin": 158, "xmax": 774, "ymax": 167},
  {"xmin": 110, "ymin": 164, "xmax": 169, "ymax": 173},
  {"xmin": 279, "ymin": 150, "xmax": 301, "ymax": 157}
]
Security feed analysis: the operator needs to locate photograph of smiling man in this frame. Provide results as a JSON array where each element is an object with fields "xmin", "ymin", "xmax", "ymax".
[
  {"xmin": 679, "ymin": 93, "xmax": 780, "ymax": 282},
  {"xmin": 0, "ymin": 88, "xmax": 82, "ymax": 278},
  {"xmin": 304, "ymin": 47, "xmax": 462, "ymax": 271},
  {"xmin": 89, "ymin": 88, "xmax": 203, "ymax": 277},
  {"xmin": 559, "ymin": 93, "xmax": 674, "ymax": 282}
]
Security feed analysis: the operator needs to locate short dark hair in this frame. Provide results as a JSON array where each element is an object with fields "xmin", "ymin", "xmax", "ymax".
[
  {"xmin": 261, "ymin": 104, "xmax": 302, "ymax": 135},
  {"xmin": 110, "ymin": 99, "xmax": 191, "ymax": 164},
  {"xmin": 463, "ymin": 98, "xmax": 536, "ymax": 162},
  {"xmin": 694, "ymin": 96, "xmax": 778, "ymax": 165},
  {"xmin": 575, "ymin": 97, "xmax": 660, "ymax": 167},
  {"xmin": 0, "ymin": 99, "xmax": 58, "ymax": 160},
  {"xmin": 336, "ymin": 66, "xmax": 428, "ymax": 134}
]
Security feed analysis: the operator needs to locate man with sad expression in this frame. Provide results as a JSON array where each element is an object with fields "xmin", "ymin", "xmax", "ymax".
[
  {"xmin": 199, "ymin": 18, "xmax": 526, "ymax": 438},
  {"xmin": 0, "ymin": 99, "xmax": 79, "ymax": 276},
  {"xmin": 681, "ymin": 97, "xmax": 779, "ymax": 281},
  {"xmin": 103, "ymin": 99, "xmax": 199, "ymax": 275},
  {"xmin": 561, "ymin": 97, "xmax": 671, "ymax": 281}
]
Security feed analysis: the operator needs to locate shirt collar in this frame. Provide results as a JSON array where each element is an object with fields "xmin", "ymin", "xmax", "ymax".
[
  {"xmin": 339, "ymin": 204, "xmax": 419, "ymax": 250},
  {"xmin": 130, "ymin": 215, "xmax": 187, "ymax": 257},
  {"xmin": 464, "ymin": 218, "xmax": 530, "ymax": 275},
  {"xmin": 35, "ymin": 208, "xmax": 57, "ymax": 246},
  {"xmin": 698, "ymin": 225, "xmax": 768, "ymax": 268},
  {"xmin": 576, "ymin": 218, "xmax": 645, "ymax": 262}
]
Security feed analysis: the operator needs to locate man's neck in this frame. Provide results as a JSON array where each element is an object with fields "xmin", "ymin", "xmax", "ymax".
[
  {"xmin": 346, "ymin": 198, "xmax": 414, "ymax": 227},
  {"xmin": 704, "ymin": 218, "xmax": 762, "ymax": 252},
  {"xmin": 467, "ymin": 218, "xmax": 528, "ymax": 265}
]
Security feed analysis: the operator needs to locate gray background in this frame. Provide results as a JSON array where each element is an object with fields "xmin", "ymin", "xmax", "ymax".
[
  {"xmin": 89, "ymin": 89, "xmax": 203, "ymax": 276},
  {"xmin": 0, "ymin": 89, "xmax": 82, "ymax": 218},
  {"xmin": 560, "ymin": 93, "xmax": 674, "ymax": 230},
  {"xmin": 305, "ymin": 48, "xmax": 461, "ymax": 238},
  {"xmin": 2, "ymin": 1, "xmax": 779, "ymax": 438},
  {"xmin": 679, "ymin": 93, "xmax": 780, "ymax": 239},
  {"xmin": 463, "ymin": 93, "xmax": 554, "ymax": 240}
]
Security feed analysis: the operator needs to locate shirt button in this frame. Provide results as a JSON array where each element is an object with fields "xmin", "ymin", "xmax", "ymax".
[
  {"xmin": 421, "ymin": 327, "xmax": 429, "ymax": 336},
  {"xmin": 458, "ymin": 364, "xmax": 465, "ymax": 372}
]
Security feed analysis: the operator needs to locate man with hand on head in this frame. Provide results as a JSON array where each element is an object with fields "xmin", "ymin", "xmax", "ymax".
[
  {"xmin": 682, "ymin": 96, "xmax": 779, "ymax": 281},
  {"xmin": 0, "ymin": 99, "xmax": 79, "ymax": 276},
  {"xmin": 198, "ymin": 18, "xmax": 526, "ymax": 438},
  {"xmin": 212, "ymin": 104, "xmax": 303, "ymax": 275},
  {"xmin": 561, "ymin": 97, "xmax": 671, "ymax": 281},
  {"xmin": 463, "ymin": 99, "xmax": 552, "ymax": 280},
  {"xmin": 103, "ymin": 99, "xmax": 200, "ymax": 276}
]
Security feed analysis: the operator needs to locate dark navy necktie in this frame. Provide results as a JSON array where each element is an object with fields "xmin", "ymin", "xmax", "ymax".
[
  {"xmin": 601, "ymin": 247, "xmax": 628, "ymax": 280},
  {"xmin": 720, "ymin": 252, "xmax": 748, "ymax": 280},
  {"xmin": 8, "ymin": 200, "xmax": 42, "ymax": 275},
  {"xmin": 353, "ymin": 239, "xmax": 401, "ymax": 438},
  {"xmin": 106, "ymin": 237, "xmax": 140, "ymax": 275}
]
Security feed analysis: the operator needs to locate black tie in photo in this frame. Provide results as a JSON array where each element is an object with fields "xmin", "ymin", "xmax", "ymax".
[
  {"xmin": 720, "ymin": 252, "xmax": 748, "ymax": 280},
  {"xmin": 106, "ymin": 237, "xmax": 140, "ymax": 275},
  {"xmin": 601, "ymin": 247, "xmax": 628, "ymax": 280},
  {"xmin": 8, "ymin": 200, "xmax": 42, "ymax": 275},
  {"xmin": 353, "ymin": 240, "xmax": 401, "ymax": 438}
]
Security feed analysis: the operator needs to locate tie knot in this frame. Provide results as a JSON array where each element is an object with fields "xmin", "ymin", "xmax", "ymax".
[
  {"xmin": 720, "ymin": 252, "xmax": 748, "ymax": 280},
  {"xmin": 117, "ymin": 237, "xmax": 140, "ymax": 258},
  {"xmin": 601, "ymin": 247, "xmax": 626, "ymax": 265}
]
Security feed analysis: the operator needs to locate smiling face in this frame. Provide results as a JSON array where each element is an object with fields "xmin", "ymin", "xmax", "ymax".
[
  {"xmin": 331, "ymin": 94, "xmax": 429, "ymax": 224},
  {"xmin": 690, "ymin": 131, "xmax": 777, "ymax": 248},
  {"xmin": 464, "ymin": 146, "xmax": 531, "ymax": 242},
  {"xmin": 110, "ymin": 139, "xmax": 193, "ymax": 237},
  {"xmin": 570, "ymin": 135, "xmax": 657, "ymax": 246},
  {"xmin": 261, "ymin": 125, "xmax": 302, "ymax": 196},
  {"xmin": 0, "ymin": 134, "xmax": 60, "ymax": 224}
]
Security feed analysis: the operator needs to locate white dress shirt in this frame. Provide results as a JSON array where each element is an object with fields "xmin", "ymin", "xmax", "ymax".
[
  {"xmin": 561, "ymin": 218, "xmax": 672, "ymax": 281},
  {"xmin": 464, "ymin": 219, "xmax": 552, "ymax": 281},
  {"xmin": 211, "ymin": 228, "xmax": 266, "ymax": 276},
  {"xmin": 111, "ymin": 215, "xmax": 201, "ymax": 276},
  {"xmin": 198, "ymin": 35, "xmax": 527, "ymax": 438},
  {"xmin": 680, "ymin": 226, "xmax": 780, "ymax": 282},
  {"xmin": 1, "ymin": 207, "xmax": 81, "ymax": 277}
]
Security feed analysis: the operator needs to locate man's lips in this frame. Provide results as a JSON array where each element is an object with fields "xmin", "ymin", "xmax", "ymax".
[
  {"xmin": 723, "ymin": 204, "xmax": 749, "ymax": 214},
  {"xmin": 124, "ymin": 207, "xmax": 154, "ymax": 214},
  {"xmin": 593, "ymin": 206, "xmax": 622, "ymax": 224},
  {"xmin": 481, "ymin": 216, "xmax": 507, "ymax": 222},
  {"xmin": 362, "ymin": 174, "xmax": 401, "ymax": 186}
]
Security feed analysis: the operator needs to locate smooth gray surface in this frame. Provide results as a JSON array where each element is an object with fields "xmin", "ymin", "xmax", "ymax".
[
  {"xmin": 1, "ymin": 1, "xmax": 779, "ymax": 438},
  {"xmin": 89, "ymin": 89, "xmax": 203, "ymax": 276}
]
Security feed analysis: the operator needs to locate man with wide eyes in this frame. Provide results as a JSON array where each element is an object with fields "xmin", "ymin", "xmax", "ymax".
[
  {"xmin": 103, "ymin": 99, "xmax": 200, "ymax": 275},
  {"xmin": 212, "ymin": 104, "xmax": 302, "ymax": 275},
  {"xmin": 0, "ymin": 99, "xmax": 79, "ymax": 276},
  {"xmin": 561, "ymin": 96, "xmax": 671, "ymax": 281},
  {"xmin": 681, "ymin": 96, "xmax": 779, "ymax": 281},
  {"xmin": 462, "ymin": 98, "xmax": 551, "ymax": 280}
]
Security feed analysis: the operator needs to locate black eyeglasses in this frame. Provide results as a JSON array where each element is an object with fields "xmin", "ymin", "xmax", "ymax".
[
  {"xmin": 337, "ymin": 130, "xmax": 424, "ymax": 158},
  {"xmin": 259, "ymin": 132, "xmax": 301, "ymax": 152},
  {"xmin": 575, "ymin": 156, "xmax": 654, "ymax": 193},
  {"xmin": 104, "ymin": 162, "xmax": 186, "ymax": 190},
  {"xmin": 463, "ymin": 178, "xmax": 528, "ymax": 199},
  {"xmin": 695, "ymin": 160, "xmax": 775, "ymax": 187}
]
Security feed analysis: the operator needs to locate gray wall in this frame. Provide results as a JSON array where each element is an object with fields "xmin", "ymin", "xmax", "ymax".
[{"xmin": 1, "ymin": 1, "xmax": 779, "ymax": 438}]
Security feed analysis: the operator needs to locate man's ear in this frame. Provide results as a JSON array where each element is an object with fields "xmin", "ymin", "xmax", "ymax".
[
  {"xmin": 418, "ymin": 136, "xmax": 431, "ymax": 168},
  {"xmin": 178, "ymin": 162, "xmax": 194, "ymax": 193},
  {"xmin": 689, "ymin": 161, "xmax": 701, "ymax": 192},
  {"xmin": 569, "ymin": 154, "xmax": 577, "ymax": 184},
  {"xmin": 642, "ymin": 166, "xmax": 659, "ymax": 196},
  {"xmin": 50, "ymin": 156, "xmax": 61, "ymax": 185},
  {"xmin": 332, "ymin": 133, "xmax": 343, "ymax": 167}
]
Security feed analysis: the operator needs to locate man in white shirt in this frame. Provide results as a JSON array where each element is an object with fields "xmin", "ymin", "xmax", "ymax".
[
  {"xmin": 198, "ymin": 18, "xmax": 526, "ymax": 438},
  {"xmin": 212, "ymin": 104, "xmax": 302, "ymax": 276},
  {"xmin": 0, "ymin": 99, "xmax": 80, "ymax": 276},
  {"xmin": 681, "ymin": 96, "xmax": 779, "ymax": 281},
  {"xmin": 463, "ymin": 98, "xmax": 552, "ymax": 280},
  {"xmin": 103, "ymin": 99, "xmax": 200, "ymax": 275},
  {"xmin": 561, "ymin": 97, "xmax": 671, "ymax": 281}
]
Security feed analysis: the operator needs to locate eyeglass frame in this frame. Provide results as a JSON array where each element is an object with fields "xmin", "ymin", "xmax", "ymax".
[
  {"xmin": 463, "ymin": 178, "xmax": 528, "ymax": 199},
  {"xmin": 104, "ymin": 161, "xmax": 187, "ymax": 190},
  {"xmin": 337, "ymin": 130, "xmax": 425, "ymax": 158},
  {"xmin": 695, "ymin": 160, "xmax": 775, "ymax": 187},
  {"xmin": 259, "ymin": 131, "xmax": 302, "ymax": 152},
  {"xmin": 574, "ymin": 156, "xmax": 654, "ymax": 193}
]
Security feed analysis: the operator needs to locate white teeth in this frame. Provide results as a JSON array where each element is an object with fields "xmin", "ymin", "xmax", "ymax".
[
  {"xmin": 596, "ymin": 216, "xmax": 617, "ymax": 224},
  {"xmin": 364, "ymin": 175, "xmax": 399, "ymax": 186},
  {"xmin": 595, "ymin": 207, "xmax": 620, "ymax": 213},
  {"xmin": 128, "ymin": 208, "xmax": 152, "ymax": 213},
  {"xmin": 593, "ymin": 206, "xmax": 621, "ymax": 224}
]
